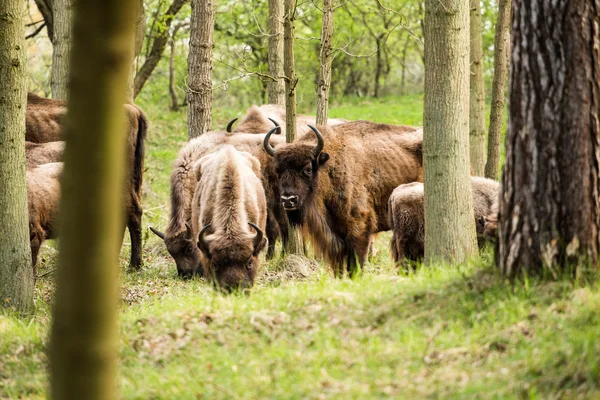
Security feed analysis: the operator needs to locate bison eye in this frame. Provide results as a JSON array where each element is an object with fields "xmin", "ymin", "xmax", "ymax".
[
  {"xmin": 303, "ymin": 165, "xmax": 312, "ymax": 177},
  {"xmin": 245, "ymin": 260, "xmax": 253, "ymax": 271},
  {"xmin": 187, "ymin": 245, "xmax": 194, "ymax": 254}
]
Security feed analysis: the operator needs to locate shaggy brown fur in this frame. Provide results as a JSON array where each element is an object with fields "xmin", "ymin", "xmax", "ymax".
[
  {"xmin": 191, "ymin": 146, "xmax": 268, "ymax": 291},
  {"xmin": 27, "ymin": 162, "xmax": 62, "ymax": 275},
  {"xmin": 265, "ymin": 120, "xmax": 424, "ymax": 277},
  {"xmin": 154, "ymin": 130, "xmax": 288, "ymax": 277},
  {"xmin": 388, "ymin": 177, "xmax": 500, "ymax": 264},
  {"xmin": 25, "ymin": 141, "xmax": 65, "ymax": 169},
  {"xmin": 24, "ymin": 94, "xmax": 149, "ymax": 269}
]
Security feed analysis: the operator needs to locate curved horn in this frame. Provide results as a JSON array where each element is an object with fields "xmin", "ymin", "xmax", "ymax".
[
  {"xmin": 198, "ymin": 223, "xmax": 212, "ymax": 253},
  {"xmin": 149, "ymin": 226, "xmax": 166, "ymax": 241},
  {"xmin": 307, "ymin": 125, "xmax": 324, "ymax": 156},
  {"xmin": 248, "ymin": 222, "xmax": 264, "ymax": 251},
  {"xmin": 226, "ymin": 118, "xmax": 238, "ymax": 133},
  {"xmin": 268, "ymin": 118, "xmax": 281, "ymax": 131},
  {"xmin": 263, "ymin": 126, "xmax": 280, "ymax": 157}
]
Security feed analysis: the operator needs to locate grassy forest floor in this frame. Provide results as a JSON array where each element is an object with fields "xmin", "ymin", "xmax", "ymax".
[{"xmin": 2, "ymin": 95, "xmax": 599, "ymax": 399}]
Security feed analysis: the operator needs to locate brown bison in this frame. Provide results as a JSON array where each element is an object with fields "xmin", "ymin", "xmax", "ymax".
[
  {"xmin": 388, "ymin": 177, "xmax": 500, "ymax": 264},
  {"xmin": 25, "ymin": 141, "xmax": 65, "ymax": 169},
  {"xmin": 150, "ymin": 130, "xmax": 288, "ymax": 278},
  {"xmin": 192, "ymin": 146, "xmax": 268, "ymax": 290},
  {"xmin": 25, "ymin": 93, "xmax": 149, "ymax": 270},
  {"xmin": 27, "ymin": 162, "xmax": 63, "ymax": 274},
  {"xmin": 264, "ymin": 121, "xmax": 424, "ymax": 277}
]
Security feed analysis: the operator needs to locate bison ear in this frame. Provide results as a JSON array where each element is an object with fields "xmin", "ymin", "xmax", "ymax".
[{"xmin": 317, "ymin": 152, "xmax": 330, "ymax": 166}]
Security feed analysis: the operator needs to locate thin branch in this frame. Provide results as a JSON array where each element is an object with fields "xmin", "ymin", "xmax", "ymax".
[{"xmin": 26, "ymin": 22, "xmax": 47, "ymax": 39}]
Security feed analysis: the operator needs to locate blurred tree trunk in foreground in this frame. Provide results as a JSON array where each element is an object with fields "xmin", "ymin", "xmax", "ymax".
[
  {"xmin": 268, "ymin": 0, "xmax": 285, "ymax": 105},
  {"xmin": 49, "ymin": 0, "xmax": 137, "ymax": 398},
  {"xmin": 0, "ymin": 0, "xmax": 34, "ymax": 313},
  {"xmin": 469, "ymin": 0, "xmax": 486, "ymax": 176},
  {"xmin": 498, "ymin": 0, "xmax": 600, "ymax": 278}
]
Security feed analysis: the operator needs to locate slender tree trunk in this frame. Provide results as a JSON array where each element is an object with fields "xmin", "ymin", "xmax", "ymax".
[
  {"xmin": 498, "ymin": 0, "xmax": 600, "ymax": 278},
  {"xmin": 484, "ymin": 0, "xmax": 511, "ymax": 180},
  {"xmin": 127, "ymin": 0, "xmax": 146, "ymax": 102},
  {"xmin": 49, "ymin": 0, "xmax": 137, "ymax": 398},
  {"xmin": 374, "ymin": 38, "xmax": 383, "ymax": 98},
  {"xmin": 187, "ymin": 0, "xmax": 215, "ymax": 138},
  {"xmin": 34, "ymin": 0, "xmax": 55, "ymax": 42},
  {"xmin": 469, "ymin": 0, "xmax": 486, "ymax": 176},
  {"xmin": 50, "ymin": 0, "xmax": 73, "ymax": 99},
  {"xmin": 268, "ymin": 0, "xmax": 285, "ymax": 105},
  {"xmin": 423, "ymin": 0, "xmax": 477, "ymax": 264},
  {"xmin": 0, "ymin": 0, "xmax": 34, "ymax": 313},
  {"xmin": 316, "ymin": 0, "xmax": 334, "ymax": 125},
  {"xmin": 169, "ymin": 36, "xmax": 179, "ymax": 111},
  {"xmin": 283, "ymin": 0, "xmax": 297, "ymax": 143},
  {"xmin": 399, "ymin": 35, "xmax": 410, "ymax": 95}
]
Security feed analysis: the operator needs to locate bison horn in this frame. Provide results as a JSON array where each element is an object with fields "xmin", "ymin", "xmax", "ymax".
[
  {"xmin": 263, "ymin": 126, "xmax": 280, "ymax": 157},
  {"xmin": 248, "ymin": 222, "xmax": 264, "ymax": 251},
  {"xmin": 226, "ymin": 118, "xmax": 238, "ymax": 133},
  {"xmin": 268, "ymin": 118, "xmax": 281, "ymax": 131},
  {"xmin": 149, "ymin": 226, "xmax": 166, "ymax": 241},
  {"xmin": 308, "ymin": 125, "xmax": 324, "ymax": 156},
  {"xmin": 198, "ymin": 223, "xmax": 212, "ymax": 253}
]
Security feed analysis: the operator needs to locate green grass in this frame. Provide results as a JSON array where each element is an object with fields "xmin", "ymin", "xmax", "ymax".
[{"xmin": 1, "ymin": 95, "xmax": 592, "ymax": 399}]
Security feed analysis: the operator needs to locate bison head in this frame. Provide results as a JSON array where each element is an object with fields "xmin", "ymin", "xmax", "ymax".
[
  {"xmin": 29, "ymin": 223, "xmax": 43, "ymax": 267},
  {"xmin": 264, "ymin": 125, "xmax": 329, "ymax": 212},
  {"xmin": 150, "ymin": 224, "xmax": 203, "ymax": 279},
  {"xmin": 197, "ymin": 222, "xmax": 266, "ymax": 293}
]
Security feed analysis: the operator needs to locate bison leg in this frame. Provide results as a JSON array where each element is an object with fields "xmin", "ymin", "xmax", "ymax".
[
  {"xmin": 127, "ymin": 194, "xmax": 143, "ymax": 271},
  {"xmin": 346, "ymin": 239, "xmax": 368, "ymax": 279},
  {"xmin": 265, "ymin": 213, "xmax": 280, "ymax": 259}
]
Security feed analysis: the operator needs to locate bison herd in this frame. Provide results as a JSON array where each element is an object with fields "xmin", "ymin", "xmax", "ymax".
[{"xmin": 24, "ymin": 94, "xmax": 499, "ymax": 292}]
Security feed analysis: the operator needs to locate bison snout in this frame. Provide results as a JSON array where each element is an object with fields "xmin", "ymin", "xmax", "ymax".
[{"xmin": 281, "ymin": 194, "xmax": 299, "ymax": 210}]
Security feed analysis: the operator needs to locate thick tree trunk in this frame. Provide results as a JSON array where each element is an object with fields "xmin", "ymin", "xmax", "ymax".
[
  {"xmin": 187, "ymin": 0, "xmax": 215, "ymax": 138},
  {"xmin": 316, "ymin": 0, "xmax": 334, "ymax": 126},
  {"xmin": 498, "ymin": 0, "xmax": 600, "ymax": 278},
  {"xmin": 49, "ymin": 1, "xmax": 137, "ymax": 398},
  {"xmin": 484, "ymin": 0, "xmax": 511, "ymax": 180},
  {"xmin": 0, "ymin": 0, "xmax": 34, "ymax": 313},
  {"xmin": 268, "ymin": 0, "xmax": 285, "ymax": 105},
  {"xmin": 469, "ymin": 0, "xmax": 486, "ymax": 176},
  {"xmin": 423, "ymin": 0, "xmax": 478, "ymax": 264},
  {"xmin": 50, "ymin": 0, "xmax": 73, "ymax": 100}
]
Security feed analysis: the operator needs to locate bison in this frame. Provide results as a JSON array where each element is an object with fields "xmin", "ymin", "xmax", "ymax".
[
  {"xmin": 191, "ymin": 145, "xmax": 268, "ymax": 291},
  {"xmin": 27, "ymin": 162, "xmax": 63, "ymax": 274},
  {"xmin": 388, "ymin": 176, "xmax": 500, "ymax": 264},
  {"xmin": 263, "ymin": 120, "xmax": 424, "ymax": 277},
  {"xmin": 25, "ymin": 93, "xmax": 149, "ymax": 270},
  {"xmin": 25, "ymin": 141, "xmax": 65, "ymax": 169}
]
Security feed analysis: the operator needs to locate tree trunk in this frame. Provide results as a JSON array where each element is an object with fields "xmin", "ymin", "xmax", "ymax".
[
  {"xmin": 187, "ymin": 0, "xmax": 215, "ymax": 139},
  {"xmin": 267, "ymin": 0, "xmax": 285, "ymax": 105},
  {"xmin": 399, "ymin": 34, "xmax": 410, "ymax": 95},
  {"xmin": 373, "ymin": 37, "xmax": 383, "ymax": 98},
  {"xmin": 484, "ymin": 0, "xmax": 511, "ymax": 180},
  {"xmin": 34, "ymin": 0, "xmax": 55, "ymax": 42},
  {"xmin": 169, "ymin": 36, "xmax": 179, "ymax": 111},
  {"xmin": 469, "ymin": 0, "xmax": 486, "ymax": 176},
  {"xmin": 127, "ymin": 0, "xmax": 146, "ymax": 102},
  {"xmin": 283, "ymin": 0, "xmax": 298, "ymax": 143},
  {"xmin": 423, "ymin": 0, "xmax": 478, "ymax": 264},
  {"xmin": 49, "ymin": 0, "xmax": 137, "ymax": 398},
  {"xmin": 50, "ymin": 0, "xmax": 73, "ymax": 100},
  {"xmin": 0, "ymin": 0, "xmax": 34, "ymax": 313},
  {"xmin": 315, "ymin": 0, "xmax": 334, "ymax": 126},
  {"xmin": 498, "ymin": 0, "xmax": 600, "ymax": 278}
]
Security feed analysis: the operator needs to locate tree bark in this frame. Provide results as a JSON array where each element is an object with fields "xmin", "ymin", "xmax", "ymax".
[
  {"xmin": 484, "ymin": 0, "xmax": 511, "ymax": 180},
  {"xmin": 33, "ymin": 0, "xmax": 54, "ymax": 42},
  {"xmin": 0, "ymin": 0, "xmax": 34, "ymax": 313},
  {"xmin": 498, "ymin": 0, "xmax": 600, "ymax": 278},
  {"xmin": 469, "ymin": 0, "xmax": 486, "ymax": 176},
  {"xmin": 134, "ymin": 0, "xmax": 188, "ymax": 99},
  {"xmin": 316, "ymin": 0, "xmax": 334, "ymax": 125},
  {"xmin": 169, "ymin": 36, "xmax": 179, "ymax": 111},
  {"xmin": 283, "ymin": 0, "xmax": 297, "ymax": 143},
  {"xmin": 268, "ymin": 0, "xmax": 285, "ymax": 105},
  {"xmin": 423, "ymin": 0, "xmax": 478, "ymax": 264},
  {"xmin": 50, "ymin": 0, "xmax": 73, "ymax": 100},
  {"xmin": 187, "ymin": 0, "xmax": 215, "ymax": 138},
  {"xmin": 126, "ymin": 0, "xmax": 146, "ymax": 102},
  {"xmin": 49, "ymin": 0, "xmax": 137, "ymax": 398}
]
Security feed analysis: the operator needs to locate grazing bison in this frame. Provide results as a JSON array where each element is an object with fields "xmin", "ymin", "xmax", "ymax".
[
  {"xmin": 388, "ymin": 177, "xmax": 500, "ymax": 264},
  {"xmin": 191, "ymin": 146, "xmax": 268, "ymax": 290},
  {"xmin": 150, "ymin": 130, "xmax": 288, "ymax": 277},
  {"xmin": 27, "ymin": 162, "xmax": 63, "ymax": 274},
  {"xmin": 25, "ymin": 94, "xmax": 149, "ymax": 270},
  {"xmin": 264, "ymin": 120, "xmax": 424, "ymax": 277},
  {"xmin": 25, "ymin": 141, "xmax": 65, "ymax": 169}
]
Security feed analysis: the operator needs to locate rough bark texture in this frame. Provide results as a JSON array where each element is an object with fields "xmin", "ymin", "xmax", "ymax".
[
  {"xmin": 34, "ymin": 0, "xmax": 54, "ymax": 42},
  {"xmin": 127, "ymin": 0, "xmax": 146, "ymax": 102},
  {"xmin": 498, "ymin": 0, "xmax": 600, "ymax": 278},
  {"xmin": 134, "ymin": 0, "xmax": 188, "ymax": 98},
  {"xmin": 49, "ymin": 0, "xmax": 137, "ymax": 398},
  {"xmin": 0, "ymin": 0, "xmax": 34, "ymax": 313},
  {"xmin": 50, "ymin": 0, "xmax": 73, "ymax": 99},
  {"xmin": 187, "ymin": 0, "xmax": 215, "ymax": 138},
  {"xmin": 469, "ymin": 0, "xmax": 486, "ymax": 176},
  {"xmin": 484, "ymin": 0, "xmax": 511, "ymax": 180},
  {"xmin": 267, "ymin": 0, "xmax": 285, "ymax": 105},
  {"xmin": 169, "ymin": 36, "xmax": 179, "ymax": 111},
  {"xmin": 423, "ymin": 0, "xmax": 478, "ymax": 264},
  {"xmin": 283, "ymin": 0, "xmax": 297, "ymax": 143},
  {"xmin": 316, "ymin": 0, "xmax": 334, "ymax": 125}
]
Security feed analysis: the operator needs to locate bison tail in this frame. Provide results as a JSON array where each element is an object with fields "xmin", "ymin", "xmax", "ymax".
[{"xmin": 133, "ymin": 107, "xmax": 149, "ymax": 196}]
